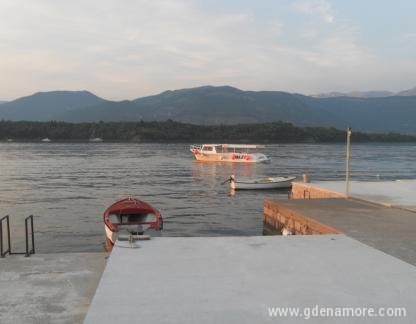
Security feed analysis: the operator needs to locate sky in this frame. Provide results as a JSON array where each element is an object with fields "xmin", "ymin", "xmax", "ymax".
[{"xmin": 1, "ymin": 0, "xmax": 416, "ymax": 101}]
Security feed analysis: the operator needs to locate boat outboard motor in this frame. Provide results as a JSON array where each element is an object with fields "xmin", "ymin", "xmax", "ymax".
[
  {"xmin": 229, "ymin": 174, "xmax": 236, "ymax": 190},
  {"xmin": 221, "ymin": 174, "xmax": 235, "ymax": 185}
]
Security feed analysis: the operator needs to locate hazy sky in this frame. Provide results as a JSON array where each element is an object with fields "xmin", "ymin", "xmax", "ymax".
[{"xmin": 1, "ymin": 0, "xmax": 416, "ymax": 100}]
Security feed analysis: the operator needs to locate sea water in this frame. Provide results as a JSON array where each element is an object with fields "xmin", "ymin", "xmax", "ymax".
[{"xmin": 0, "ymin": 142, "xmax": 415, "ymax": 252}]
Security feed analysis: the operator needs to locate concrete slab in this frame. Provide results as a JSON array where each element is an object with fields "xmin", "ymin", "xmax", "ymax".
[
  {"xmin": 273, "ymin": 198, "xmax": 416, "ymax": 266},
  {"xmin": 0, "ymin": 252, "xmax": 107, "ymax": 324},
  {"xmin": 313, "ymin": 180, "xmax": 416, "ymax": 211},
  {"xmin": 85, "ymin": 236, "xmax": 416, "ymax": 323}
]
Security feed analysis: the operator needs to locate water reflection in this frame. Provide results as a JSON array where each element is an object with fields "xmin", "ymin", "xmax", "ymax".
[{"xmin": 191, "ymin": 161, "xmax": 256, "ymax": 179}]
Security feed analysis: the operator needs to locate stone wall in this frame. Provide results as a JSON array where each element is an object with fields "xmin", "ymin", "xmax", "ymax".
[
  {"xmin": 291, "ymin": 182, "xmax": 346, "ymax": 199},
  {"xmin": 264, "ymin": 200, "xmax": 339, "ymax": 235}
]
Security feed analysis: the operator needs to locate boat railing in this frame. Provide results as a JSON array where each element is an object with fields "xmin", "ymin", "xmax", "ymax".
[
  {"xmin": 190, "ymin": 144, "xmax": 203, "ymax": 151},
  {"xmin": 0, "ymin": 214, "xmax": 35, "ymax": 258}
]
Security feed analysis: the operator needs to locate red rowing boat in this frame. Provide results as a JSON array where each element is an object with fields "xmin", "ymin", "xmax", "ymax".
[{"xmin": 103, "ymin": 197, "xmax": 163, "ymax": 244}]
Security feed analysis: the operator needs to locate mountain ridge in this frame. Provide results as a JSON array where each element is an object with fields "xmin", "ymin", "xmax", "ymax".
[
  {"xmin": 1, "ymin": 86, "xmax": 416, "ymax": 134},
  {"xmin": 313, "ymin": 86, "xmax": 416, "ymax": 98},
  {"xmin": 0, "ymin": 90, "xmax": 105, "ymax": 121}
]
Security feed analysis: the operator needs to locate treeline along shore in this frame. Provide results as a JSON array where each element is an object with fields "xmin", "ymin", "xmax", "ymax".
[{"xmin": 1, "ymin": 120, "xmax": 416, "ymax": 143}]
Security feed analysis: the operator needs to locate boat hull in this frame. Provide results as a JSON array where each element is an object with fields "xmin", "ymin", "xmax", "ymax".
[
  {"xmin": 103, "ymin": 197, "xmax": 163, "ymax": 244},
  {"xmin": 190, "ymin": 144, "xmax": 270, "ymax": 163},
  {"xmin": 105, "ymin": 224, "xmax": 117, "ymax": 244},
  {"xmin": 231, "ymin": 176, "xmax": 296, "ymax": 190},
  {"xmin": 105, "ymin": 224, "xmax": 161, "ymax": 244},
  {"xmin": 193, "ymin": 152, "xmax": 269, "ymax": 163}
]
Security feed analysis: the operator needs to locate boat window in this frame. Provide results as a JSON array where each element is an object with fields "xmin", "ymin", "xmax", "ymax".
[
  {"xmin": 202, "ymin": 146, "xmax": 213, "ymax": 151},
  {"xmin": 108, "ymin": 214, "xmax": 120, "ymax": 224}
]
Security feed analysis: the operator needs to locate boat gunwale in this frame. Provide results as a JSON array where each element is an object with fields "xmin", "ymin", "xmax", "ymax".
[
  {"xmin": 233, "ymin": 176, "xmax": 296, "ymax": 185},
  {"xmin": 103, "ymin": 197, "xmax": 163, "ymax": 234}
]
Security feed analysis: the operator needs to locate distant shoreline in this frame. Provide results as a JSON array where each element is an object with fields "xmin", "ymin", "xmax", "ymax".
[
  {"xmin": 1, "ymin": 120, "xmax": 416, "ymax": 143},
  {"xmin": 2, "ymin": 140, "xmax": 416, "ymax": 145}
]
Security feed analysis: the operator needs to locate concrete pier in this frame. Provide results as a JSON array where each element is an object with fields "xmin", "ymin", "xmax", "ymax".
[
  {"xmin": 291, "ymin": 180, "xmax": 416, "ymax": 211},
  {"xmin": 264, "ymin": 199, "xmax": 339, "ymax": 235},
  {"xmin": 291, "ymin": 182, "xmax": 346, "ymax": 200},
  {"xmin": 264, "ymin": 198, "xmax": 416, "ymax": 266},
  {"xmin": 85, "ymin": 236, "xmax": 416, "ymax": 323},
  {"xmin": 0, "ymin": 252, "xmax": 107, "ymax": 323}
]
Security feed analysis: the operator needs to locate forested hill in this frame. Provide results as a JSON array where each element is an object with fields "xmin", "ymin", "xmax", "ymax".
[
  {"xmin": 1, "ymin": 86, "xmax": 416, "ymax": 134},
  {"xmin": 0, "ymin": 90, "xmax": 105, "ymax": 121},
  {"xmin": 1, "ymin": 121, "xmax": 415, "ymax": 143}
]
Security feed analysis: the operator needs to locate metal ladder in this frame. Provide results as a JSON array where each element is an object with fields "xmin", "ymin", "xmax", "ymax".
[{"xmin": 0, "ymin": 215, "xmax": 35, "ymax": 257}]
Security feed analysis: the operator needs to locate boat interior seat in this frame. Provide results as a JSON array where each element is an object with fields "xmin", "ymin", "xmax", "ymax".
[
  {"xmin": 108, "ymin": 214, "xmax": 120, "ymax": 224},
  {"xmin": 127, "ymin": 213, "xmax": 150, "ymax": 222}
]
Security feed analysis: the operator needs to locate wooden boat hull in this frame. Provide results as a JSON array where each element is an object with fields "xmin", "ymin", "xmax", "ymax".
[
  {"xmin": 105, "ymin": 224, "xmax": 118, "ymax": 244},
  {"xmin": 230, "ymin": 176, "xmax": 296, "ymax": 190},
  {"xmin": 103, "ymin": 197, "xmax": 163, "ymax": 244},
  {"xmin": 105, "ymin": 224, "xmax": 161, "ymax": 244}
]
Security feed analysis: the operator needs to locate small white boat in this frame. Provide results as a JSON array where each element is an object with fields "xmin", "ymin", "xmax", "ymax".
[
  {"xmin": 228, "ymin": 175, "xmax": 296, "ymax": 190},
  {"xmin": 89, "ymin": 137, "xmax": 103, "ymax": 142},
  {"xmin": 190, "ymin": 144, "xmax": 269, "ymax": 163},
  {"xmin": 41, "ymin": 138, "xmax": 51, "ymax": 142}
]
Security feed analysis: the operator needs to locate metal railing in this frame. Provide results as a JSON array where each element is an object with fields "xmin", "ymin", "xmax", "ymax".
[
  {"xmin": 24, "ymin": 215, "xmax": 35, "ymax": 257},
  {"xmin": 0, "ymin": 214, "xmax": 35, "ymax": 257},
  {"xmin": 0, "ymin": 215, "xmax": 11, "ymax": 257}
]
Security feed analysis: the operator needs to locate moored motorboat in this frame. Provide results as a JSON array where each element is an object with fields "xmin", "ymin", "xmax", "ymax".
[
  {"xmin": 190, "ymin": 144, "xmax": 269, "ymax": 163},
  {"xmin": 228, "ymin": 175, "xmax": 296, "ymax": 190},
  {"xmin": 103, "ymin": 197, "xmax": 163, "ymax": 244}
]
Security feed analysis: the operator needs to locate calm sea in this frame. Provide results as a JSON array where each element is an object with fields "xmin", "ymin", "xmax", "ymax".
[{"xmin": 1, "ymin": 142, "xmax": 415, "ymax": 253}]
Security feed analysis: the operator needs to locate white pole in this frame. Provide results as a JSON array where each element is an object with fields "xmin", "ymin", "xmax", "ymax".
[{"xmin": 345, "ymin": 127, "xmax": 352, "ymax": 197}]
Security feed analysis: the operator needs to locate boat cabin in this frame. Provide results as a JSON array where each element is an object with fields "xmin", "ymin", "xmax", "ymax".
[
  {"xmin": 199, "ymin": 144, "xmax": 264, "ymax": 154},
  {"xmin": 200, "ymin": 144, "xmax": 220, "ymax": 153}
]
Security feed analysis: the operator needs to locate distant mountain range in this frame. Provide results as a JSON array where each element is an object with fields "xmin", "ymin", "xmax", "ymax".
[
  {"xmin": 313, "ymin": 87, "xmax": 416, "ymax": 98},
  {"xmin": 0, "ymin": 91, "xmax": 104, "ymax": 121},
  {"xmin": 1, "ymin": 85, "xmax": 416, "ymax": 134}
]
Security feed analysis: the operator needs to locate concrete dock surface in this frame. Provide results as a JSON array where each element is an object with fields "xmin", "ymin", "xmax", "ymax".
[
  {"xmin": 313, "ymin": 180, "xmax": 416, "ymax": 211},
  {"xmin": 85, "ymin": 236, "xmax": 416, "ymax": 323},
  {"xmin": 272, "ymin": 197, "xmax": 416, "ymax": 266},
  {"xmin": 0, "ymin": 252, "xmax": 107, "ymax": 324}
]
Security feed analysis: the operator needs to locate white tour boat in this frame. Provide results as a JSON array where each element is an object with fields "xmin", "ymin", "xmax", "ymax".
[
  {"xmin": 228, "ymin": 175, "xmax": 296, "ymax": 190},
  {"xmin": 190, "ymin": 144, "xmax": 269, "ymax": 163}
]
